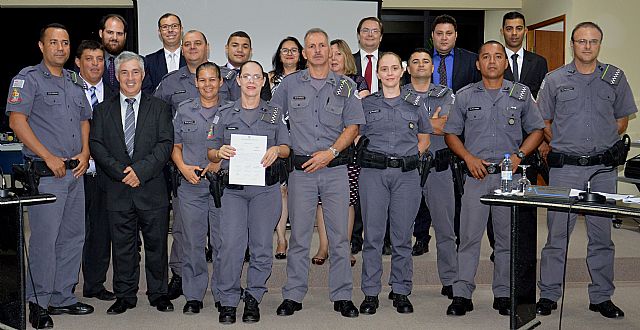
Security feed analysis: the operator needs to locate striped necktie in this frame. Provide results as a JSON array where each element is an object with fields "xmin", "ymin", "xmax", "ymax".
[
  {"xmin": 89, "ymin": 86, "xmax": 98, "ymax": 109},
  {"xmin": 124, "ymin": 98, "xmax": 136, "ymax": 158},
  {"xmin": 108, "ymin": 57, "xmax": 116, "ymax": 87}
]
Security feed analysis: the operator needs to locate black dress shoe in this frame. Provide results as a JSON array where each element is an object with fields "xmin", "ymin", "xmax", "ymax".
[
  {"xmin": 242, "ymin": 293, "xmax": 260, "ymax": 323},
  {"xmin": 382, "ymin": 243, "xmax": 392, "ymax": 256},
  {"xmin": 84, "ymin": 289, "xmax": 116, "ymax": 301},
  {"xmin": 29, "ymin": 302, "xmax": 53, "ymax": 329},
  {"xmin": 215, "ymin": 301, "xmax": 222, "ymax": 312},
  {"xmin": 411, "ymin": 239, "xmax": 429, "ymax": 256},
  {"xmin": 150, "ymin": 296, "xmax": 174, "ymax": 312},
  {"xmin": 107, "ymin": 299, "xmax": 136, "ymax": 315},
  {"xmin": 333, "ymin": 300, "xmax": 359, "ymax": 318},
  {"xmin": 493, "ymin": 297, "xmax": 511, "ymax": 316},
  {"xmin": 276, "ymin": 299, "xmax": 302, "ymax": 316},
  {"xmin": 589, "ymin": 300, "xmax": 624, "ymax": 319},
  {"xmin": 359, "ymin": 295, "xmax": 379, "ymax": 315},
  {"xmin": 535, "ymin": 298, "xmax": 557, "ymax": 316},
  {"xmin": 351, "ymin": 243, "xmax": 362, "ymax": 255},
  {"xmin": 219, "ymin": 306, "xmax": 237, "ymax": 324},
  {"xmin": 447, "ymin": 297, "xmax": 474, "ymax": 316},
  {"xmin": 392, "ymin": 294, "xmax": 413, "ymax": 314},
  {"xmin": 167, "ymin": 274, "xmax": 183, "ymax": 300},
  {"xmin": 388, "ymin": 291, "xmax": 396, "ymax": 300},
  {"xmin": 183, "ymin": 300, "xmax": 203, "ymax": 314},
  {"xmin": 48, "ymin": 302, "xmax": 94, "ymax": 315},
  {"xmin": 441, "ymin": 285, "xmax": 453, "ymax": 299}
]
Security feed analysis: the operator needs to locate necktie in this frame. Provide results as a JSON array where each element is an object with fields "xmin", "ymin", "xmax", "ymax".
[
  {"xmin": 124, "ymin": 98, "xmax": 136, "ymax": 158},
  {"xmin": 364, "ymin": 54, "xmax": 373, "ymax": 91},
  {"xmin": 511, "ymin": 53, "xmax": 520, "ymax": 82},
  {"xmin": 89, "ymin": 86, "xmax": 98, "ymax": 109},
  {"xmin": 169, "ymin": 53, "xmax": 177, "ymax": 72},
  {"xmin": 108, "ymin": 57, "xmax": 116, "ymax": 87},
  {"xmin": 437, "ymin": 53, "xmax": 448, "ymax": 87}
]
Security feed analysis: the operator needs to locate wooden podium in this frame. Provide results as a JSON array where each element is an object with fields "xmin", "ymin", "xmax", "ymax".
[{"xmin": 0, "ymin": 194, "xmax": 56, "ymax": 330}]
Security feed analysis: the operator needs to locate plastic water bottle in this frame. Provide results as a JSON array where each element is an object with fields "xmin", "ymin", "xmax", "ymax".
[{"xmin": 501, "ymin": 153, "xmax": 513, "ymax": 193}]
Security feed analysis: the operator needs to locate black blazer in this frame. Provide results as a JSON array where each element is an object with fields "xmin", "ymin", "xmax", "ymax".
[
  {"xmin": 504, "ymin": 50, "xmax": 548, "ymax": 98},
  {"xmin": 353, "ymin": 50, "xmax": 379, "ymax": 90},
  {"xmin": 90, "ymin": 93, "xmax": 174, "ymax": 211},
  {"xmin": 142, "ymin": 48, "xmax": 187, "ymax": 94},
  {"xmin": 445, "ymin": 48, "xmax": 481, "ymax": 93}
]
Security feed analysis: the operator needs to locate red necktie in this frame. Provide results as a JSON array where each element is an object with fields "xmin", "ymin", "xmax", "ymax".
[{"xmin": 364, "ymin": 54, "xmax": 373, "ymax": 91}]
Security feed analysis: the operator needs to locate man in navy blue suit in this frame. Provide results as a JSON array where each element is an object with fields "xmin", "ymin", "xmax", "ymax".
[{"xmin": 142, "ymin": 13, "xmax": 186, "ymax": 94}]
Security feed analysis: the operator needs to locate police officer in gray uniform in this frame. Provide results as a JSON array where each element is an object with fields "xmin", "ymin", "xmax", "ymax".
[
  {"xmin": 154, "ymin": 30, "xmax": 212, "ymax": 299},
  {"xmin": 171, "ymin": 62, "xmax": 227, "ymax": 315},
  {"xmin": 358, "ymin": 52, "xmax": 432, "ymax": 315},
  {"xmin": 270, "ymin": 28, "xmax": 365, "ymax": 318},
  {"xmin": 208, "ymin": 61, "xmax": 290, "ymax": 324},
  {"xmin": 403, "ymin": 48, "xmax": 457, "ymax": 299},
  {"xmin": 6, "ymin": 23, "xmax": 94, "ymax": 329},
  {"xmin": 444, "ymin": 41, "xmax": 544, "ymax": 316},
  {"xmin": 536, "ymin": 22, "xmax": 637, "ymax": 319}
]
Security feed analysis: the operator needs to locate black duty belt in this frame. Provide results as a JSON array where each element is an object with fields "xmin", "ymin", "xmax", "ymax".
[
  {"xmin": 26, "ymin": 157, "xmax": 79, "ymax": 177},
  {"xmin": 221, "ymin": 166, "xmax": 280, "ymax": 190},
  {"xmin": 292, "ymin": 154, "xmax": 350, "ymax": 171},
  {"xmin": 466, "ymin": 163, "xmax": 499, "ymax": 176},
  {"xmin": 547, "ymin": 152, "xmax": 603, "ymax": 167},
  {"xmin": 359, "ymin": 149, "xmax": 419, "ymax": 172}
]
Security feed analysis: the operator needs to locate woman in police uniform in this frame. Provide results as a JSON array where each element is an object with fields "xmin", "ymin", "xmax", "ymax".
[
  {"xmin": 358, "ymin": 52, "xmax": 432, "ymax": 315},
  {"xmin": 171, "ymin": 61, "xmax": 225, "ymax": 315},
  {"xmin": 207, "ymin": 60, "xmax": 290, "ymax": 324}
]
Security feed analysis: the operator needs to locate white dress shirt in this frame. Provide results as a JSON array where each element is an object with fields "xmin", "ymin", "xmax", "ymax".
[
  {"xmin": 80, "ymin": 77, "xmax": 104, "ymax": 110},
  {"xmin": 164, "ymin": 47, "xmax": 181, "ymax": 73},
  {"xmin": 359, "ymin": 49, "xmax": 379, "ymax": 93},
  {"xmin": 120, "ymin": 92, "xmax": 141, "ymax": 130},
  {"xmin": 505, "ymin": 47, "xmax": 524, "ymax": 80}
]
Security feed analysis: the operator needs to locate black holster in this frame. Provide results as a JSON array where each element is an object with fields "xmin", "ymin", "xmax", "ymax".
[
  {"xmin": 169, "ymin": 162, "xmax": 181, "ymax": 198},
  {"xmin": 419, "ymin": 152, "xmax": 433, "ymax": 187},
  {"xmin": 602, "ymin": 134, "xmax": 631, "ymax": 167},
  {"xmin": 206, "ymin": 171, "xmax": 224, "ymax": 208},
  {"xmin": 12, "ymin": 161, "xmax": 40, "ymax": 195},
  {"xmin": 450, "ymin": 155, "xmax": 466, "ymax": 196},
  {"xmin": 433, "ymin": 148, "xmax": 452, "ymax": 172}
]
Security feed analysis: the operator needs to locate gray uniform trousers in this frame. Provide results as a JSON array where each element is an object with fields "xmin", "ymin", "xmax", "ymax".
[
  {"xmin": 283, "ymin": 166, "xmax": 352, "ymax": 302},
  {"xmin": 27, "ymin": 171, "xmax": 85, "ymax": 307},
  {"xmin": 538, "ymin": 165, "xmax": 616, "ymax": 304},
  {"xmin": 169, "ymin": 195, "xmax": 183, "ymax": 277},
  {"xmin": 215, "ymin": 184, "xmax": 281, "ymax": 307},
  {"xmin": 454, "ymin": 174, "xmax": 517, "ymax": 299},
  {"xmin": 360, "ymin": 167, "xmax": 421, "ymax": 296},
  {"xmin": 177, "ymin": 179, "xmax": 220, "ymax": 302},
  {"xmin": 423, "ymin": 167, "xmax": 457, "ymax": 286}
]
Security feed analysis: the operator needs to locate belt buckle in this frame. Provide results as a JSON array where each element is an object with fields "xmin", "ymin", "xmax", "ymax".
[
  {"xmin": 486, "ymin": 163, "xmax": 498, "ymax": 174},
  {"xmin": 578, "ymin": 156, "xmax": 589, "ymax": 166},
  {"xmin": 388, "ymin": 158, "xmax": 401, "ymax": 168}
]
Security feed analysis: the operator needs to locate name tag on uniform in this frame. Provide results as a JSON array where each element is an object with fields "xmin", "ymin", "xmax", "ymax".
[
  {"xmin": 183, "ymin": 120, "xmax": 195, "ymax": 124},
  {"xmin": 368, "ymin": 109, "xmax": 380, "ymax": 114},
  {"xmin": 293, "ymin": 96, "xmax": 306, "ymax": 100},
  {"xmin": 173, "ymin": 90, "xmax": 186, "ymax": 94},
  {"xmin": 46, "ymin": 91, "xmax": 59, "ymax": 95},
  {"xmin": 226, "ymin": 126, "xmax": 238, "ymax": 130},
  {"xmin": 560, "ymin": 87, "xmax": 574, "ymax": 92},
  {"xmin": 468, "ymin": 107, "xmax": 481, "ymax": 111}
]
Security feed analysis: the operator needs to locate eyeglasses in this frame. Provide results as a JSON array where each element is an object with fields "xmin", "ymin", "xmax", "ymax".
[
  {"xmin": 360, "ymin": 28, "xmax": 381, "ymax": 35},
  {"xmin": 573, "ymin": 39, "xmax": 600, "ymax": 46},
  {"xmin": 160, "ymin": 23, "xmax": 181, "ymax": 31},
  {"xmin": 280, "ymin": 48, "xmax": 299, "ymax": 55},
  {"xmin": 239, "ymin": 74, "xmax": 264, "ymax": 82}
]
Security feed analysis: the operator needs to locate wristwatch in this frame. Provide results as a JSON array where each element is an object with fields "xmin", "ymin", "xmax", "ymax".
[
  {"xmin": 516, "ymin": 150, "xmax": 526, "ymax": 159},
  {"xmin": 329, "ymin": 146, "xmax": 339, "ymax": 157}
]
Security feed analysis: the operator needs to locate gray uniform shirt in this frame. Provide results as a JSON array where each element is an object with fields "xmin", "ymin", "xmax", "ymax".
[
  {"xmin": 445, "ymin": 80, "xmax": 545, "ymax": 163},
  {"xmin": 5, "ymin": 61, "xmax": 91, "ymax": 158},
  {"xmin": 270, "ymin": 69, "xmax": 365, "ymax": 155},
  {"xmin": 361, "ymin": 90, "xmax": 433, "ymax": 157},
  {"xmin": 174, "ymin": 98, "xmax": 226, "ymax": 168},
  {"xmin": 537, "ymin": 61, "xmax": 637, "ymax": 156},
  {"xmin": 154, "ymin": 66, "xmax": 198, "ymax": 113},
  {"xmin": 403, "ymin": 83, "xmax": 455, "ymax": 152},
  {"xmin": 208, "ymin": 99, "xmax": 290, "ymax": 170}
]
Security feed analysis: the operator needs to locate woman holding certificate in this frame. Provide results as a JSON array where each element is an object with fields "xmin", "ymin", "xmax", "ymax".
[
  {"xmin": 207, "ymin": 60, "xmax": 291, "ymax": 324},
  {"xmin": 357, "ymin": 52, "xmax": 432, "ymax": 315},
  {"xmin": 171, "ymin": 61, "xmax": 226, "ymax": 315}
]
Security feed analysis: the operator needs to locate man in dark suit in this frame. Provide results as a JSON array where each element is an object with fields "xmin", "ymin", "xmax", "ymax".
[
  {"xmin": 90, "ymin": 51, "xmax": 174, "ymax": 314},
  {"xmin": 353, "ymin": 16, "xmax": 383, "ymax": 93},
  {"xmin": 141, "ymin": 13, "xmax": 186, "ymax": 94},
  {"xmin": 75, "ymin": 39, "xmax": 118, "ymax": 302},
  {"xmin": 99, "ymin": 14, "xmax": 128, "ymax": 90}
]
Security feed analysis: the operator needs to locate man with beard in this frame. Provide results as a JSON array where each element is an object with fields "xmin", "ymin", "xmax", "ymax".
[{"xmin": 99, "ymin": 14, "xmax": 127, "ymax": 89}]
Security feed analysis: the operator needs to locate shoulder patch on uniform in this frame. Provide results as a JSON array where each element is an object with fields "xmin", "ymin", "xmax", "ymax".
[
  {"xmin": 401, "ymin": 90, "xmax": 421, "ymax": 107},
  {"xmin": 261, "ymin": 104, "xmax": 280, "ymax": 124},
  {"xmin": 335, "ymin": 78, "xmax": 353, "ymax": 98},
  {"xmin": 7, "ymin": 88, "xmax": 22, "ymax": 104},
  {"xmin": 428, "ymin": 84, "xmax": 450, "ymax": 98},
  {"xmin": 601, "ymin": 64, "xmax": 623, "ymax": 86},
  {"xmin": 12, "ymin": 79, "xmax": 25, "ymax": 88},
  {"xmin": 509, "ymin": 82, "xmax": 529, "ymax": 101}
]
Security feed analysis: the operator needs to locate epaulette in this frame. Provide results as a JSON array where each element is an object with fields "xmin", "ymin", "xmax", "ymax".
[
  {"xmin": 65, "ymin": 70, "xmax": 84, "ymax": 88},
  {"xmin": 401, "ymin": 90, "xmax": 421, "ymax": 106},
  {"xmin": 335, "ymin": 78, "xmax": 353, "ymax": 97},
  {"xmin": 160, "ymin": 69, "xmax": 180, "ymax": 81},
  {"xmin": 178, "ymin": 98, "xmax": 195, "ymax": 108},
  {"xmin": 220, "ymin": 67, "xmax": 237, "ymax": 80},
  {"xmin": 260, "ymin": 103, "xmax": 280, "ymax": 124},
  {"xmin": 17, "ymin": 66, "xmax": 38, "ymax": 76},
  {"xmin": 601, "ymin": 64, "xmax": 623, "ymax": 86},
  {"xmin": 428, "ymin": 84, "xmax": 449, "ymax": 98},
  {"xmin": 218, "ymin": 101, "xmax": 235, "ymax": 113},
  {"xmin": 508, "ymin": 82, "xmax": 529, "ymax": 101},
  {"xmin": 456, "ymin": 83, "xmax": 474, "ymax": 94}
]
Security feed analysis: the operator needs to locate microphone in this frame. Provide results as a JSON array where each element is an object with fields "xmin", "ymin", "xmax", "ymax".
[
  {"xmin": 578, "ymin": 167, "xmax": 616, "ymax": 203},
  {"xmin": 0, "ymin": 167, "xmax": 9, "ymax": 198}
]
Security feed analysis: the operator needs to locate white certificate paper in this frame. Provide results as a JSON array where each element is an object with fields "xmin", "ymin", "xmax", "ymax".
[{"xmin": 229, "ymin": 134, "xmax": 267, "ymax": 186}]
